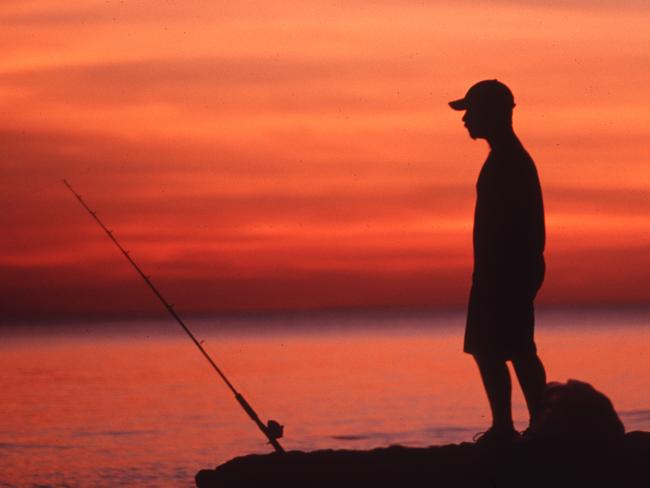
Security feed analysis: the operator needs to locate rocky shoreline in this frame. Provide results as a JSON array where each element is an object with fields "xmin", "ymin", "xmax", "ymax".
[{"xmin": 196, "ymin": 431, "xmax": 650, "ymax": 487}]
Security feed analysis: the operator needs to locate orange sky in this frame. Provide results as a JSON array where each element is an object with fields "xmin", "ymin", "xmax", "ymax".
[{"xmin": 1, "ymin": 1, "xmax": 649, "ymax": 320}]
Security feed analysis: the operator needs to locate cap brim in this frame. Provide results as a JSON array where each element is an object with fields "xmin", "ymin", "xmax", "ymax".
[{"xmin": 448, "ymin": 98, "xmax": 467, "ymax": 110}]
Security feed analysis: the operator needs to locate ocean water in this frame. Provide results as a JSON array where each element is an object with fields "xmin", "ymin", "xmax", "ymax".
[{"xmin": 1, "ymin": 308, "xmax": 648, "ymax": 487}]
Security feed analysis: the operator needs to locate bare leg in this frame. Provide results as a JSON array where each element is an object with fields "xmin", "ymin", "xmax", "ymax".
[
  {"xmin": 474, "ymin": 355, "xmax": 515, "ymax": 432},
  {"xmin": 512, "ymin": 352, "xmax": 546, "ymax": 428}
]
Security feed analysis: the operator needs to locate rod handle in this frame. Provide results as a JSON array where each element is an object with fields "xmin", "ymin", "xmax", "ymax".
[{"xmin": 235, "ymin": 393, "xmax": 285, "ymax": 453}]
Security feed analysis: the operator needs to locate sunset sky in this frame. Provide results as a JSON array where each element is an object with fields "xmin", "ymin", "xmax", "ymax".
[{"xmin": 2, "ymin": 1, "xmax": 649, "ymax": 320}]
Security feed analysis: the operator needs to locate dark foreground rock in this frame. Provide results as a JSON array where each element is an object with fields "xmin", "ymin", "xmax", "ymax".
[
  {"xmin": 196, "ymin": 431, "xmax": 650, "ymax": 488},
  {"xmin": 535, "ymin": 379, "xmax": 625, "ymax": 438}
]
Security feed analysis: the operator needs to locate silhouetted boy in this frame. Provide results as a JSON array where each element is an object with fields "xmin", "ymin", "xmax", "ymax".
[{"xmin": 449, "ymin": 80, "xmax": 547, "ymax": 443}]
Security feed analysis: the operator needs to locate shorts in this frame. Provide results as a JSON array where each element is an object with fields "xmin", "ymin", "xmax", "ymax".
[{"xmin": 463, "ymin": 281, "xmax": 539, "ymax": 360}]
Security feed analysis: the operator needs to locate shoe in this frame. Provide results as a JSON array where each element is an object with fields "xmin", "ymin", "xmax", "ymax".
[
  {"xmin": 472, "ymin": 427, "xmax": 520, "ymax": 445},
  {"xmin": 519, "ymin": 426, "xmax": 541, "ymax": 441},
  {"xmin": 520, "ymin": 427, "xmax": 532, "ymax": 438}
]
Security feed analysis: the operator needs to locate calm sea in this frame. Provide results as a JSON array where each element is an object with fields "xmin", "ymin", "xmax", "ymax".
[{"xmin": 1, "ymin": 308, "xmax": 648, "ymax": 487}]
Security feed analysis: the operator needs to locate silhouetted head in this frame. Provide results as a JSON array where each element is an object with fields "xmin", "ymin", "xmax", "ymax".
[{"xmin": 449, "ymin": 80, "xmax": 515, "ymax": 141}]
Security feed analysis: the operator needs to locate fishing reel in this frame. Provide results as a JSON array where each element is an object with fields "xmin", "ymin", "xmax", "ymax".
[{"xmin": 266, "ymin": 419, "xmax": 284, "ymax": 440}]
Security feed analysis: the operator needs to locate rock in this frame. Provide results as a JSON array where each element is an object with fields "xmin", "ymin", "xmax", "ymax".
[
  {"xmin": 196, "ymin": 432, "xmax": 650, "ymax": 487},
  {"xmin": 533, "ymin": 379, "xmax": 625, "ymax": 439}
]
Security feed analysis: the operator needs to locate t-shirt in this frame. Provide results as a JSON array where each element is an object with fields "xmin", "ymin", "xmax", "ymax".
[{"xmin": 472, "ymin": 138, "xmax": 545, "ymax": 294}]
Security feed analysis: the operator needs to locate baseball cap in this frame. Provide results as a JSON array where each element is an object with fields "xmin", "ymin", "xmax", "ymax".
[{"xmin": 448, "ymin": 79, "xmax": 515, "ymax": 111}]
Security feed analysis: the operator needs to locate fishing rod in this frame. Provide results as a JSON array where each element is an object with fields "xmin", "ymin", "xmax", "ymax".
[{"xmin": 63, "ymin": 179, "xmax": 285, "ymax": 453}]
